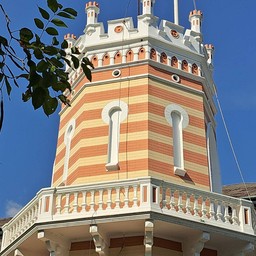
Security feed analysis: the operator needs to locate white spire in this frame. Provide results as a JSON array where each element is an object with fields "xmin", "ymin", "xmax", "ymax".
[{"xmin": 174, "ymin": 0, "xmax": 179, "ymax": 25}]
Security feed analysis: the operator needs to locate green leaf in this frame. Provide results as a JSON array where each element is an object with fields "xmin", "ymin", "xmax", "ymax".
[
  {"xmin": 0, "ymin": 48, "xmax": 5, "ymax": 56},
  {"xmin": 0, "ymin": 36, "xmax": 8, "ymax": 46},
  {"xmin": 22, "ymin": 88, "xmax": 32, "ymax": 102},
  {"xmin": 71, "ymin": 55, "xmax": 79, "ymax": 69},
  {"xmin": 43, "ymin": 46, "xmax": 58, "ymax": 55},
  {"xmin": 34, "ymin": 48, "xmax": 44, "ymax": 59},
  {"xmin": 62, "ymin": 8, "xmax": 77, "ymax": 17},
  {"xmin": 20, "ymin": 28, "xmax": 34, "ymax": 43},
  {"xmin": 37, "ymin": 60, "xmax": 49, "ymax": 72},
  {"xmin": 17, "ymin": 74, "xmax": 29, "ymax": 80},
  {"xmin": 61, "ymin": 40, "xmax": 68, "ymax": 49},
  {"xmin": 57, "ymin": 11, "xmax": 75, "ymax": 19},
  {"xmin": 43, "ymin": 96, "xmax": 58, "ymax": 116},
  {"xmin": 34, "ymin": 18, "xmax": 44, "ymax": 29},
  {"xmin": 55, "ymin": 69, "xmax": 68, "ymax": 80},
  {"xmin": 52, "ymin": 37, "xmax": 59, "ymax": 46},
  {"xmin": 47, "ymin": 0, "xmax": 58, "ymax": 13},
  {"xmin": 83, "ymin": 57, "xmax": 94, "ymax": 69},
  {"xmin": 32, "ymin": 87, "xmax": 48, "ymax": 109},
  {"xmin": 51, "ymin": 18, "xmax": 67, "ymax": 27},
  {"xmin": 62, "ymin": 57, "xmax": 71, "ymax": 67},
  {"xmin": 52, "ymin": 81, "xmax": 68, "ymax": 92},
  {"xmin": 46, "ymin": 27, "xmax": 58, "ymax": 36},
  {"xmin": 38, "ymin": 7, "xmax": 50, "ymax": 20},
  {"xmin": 81, "ymin": 63, "xmax": 92, "ymax": 82},
  {"xmin": 50, "ymin": 57, "xmax": 64, "ymax": 68},
  {"xmin": 71, "ymin": 47, "xmax": 80, "ymax": 54},
  {"xmin": 58, "ymin": 94, "xmax": 70, "ymax": 106},
  {"xmin": 4, "ymin": 77, "xmax": 12, "ymax": 96}
]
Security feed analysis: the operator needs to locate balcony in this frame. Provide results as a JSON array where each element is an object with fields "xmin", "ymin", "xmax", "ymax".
[{"xmin": 1, "ymin": 177, "xmax": 255, "ymax": 255}]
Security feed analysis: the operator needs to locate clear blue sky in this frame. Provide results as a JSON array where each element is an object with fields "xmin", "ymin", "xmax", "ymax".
[{"xmin": 0, "ymin": 0, "xmax": 256, "ymax": 218}]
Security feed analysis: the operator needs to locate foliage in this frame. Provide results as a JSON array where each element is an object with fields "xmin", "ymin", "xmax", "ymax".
[{"xmin": 0, "ymin": 0, "xmax": 93, "ymax": 130}]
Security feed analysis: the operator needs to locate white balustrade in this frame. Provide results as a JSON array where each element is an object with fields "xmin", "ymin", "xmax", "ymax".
[{"xmin": 1, "ymin": 178, "xmax": 255, "ymax": 250}]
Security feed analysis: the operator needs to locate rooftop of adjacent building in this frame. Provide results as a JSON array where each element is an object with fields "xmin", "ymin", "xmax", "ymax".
[{"xmin": 222, "ymin": 183, "xmax": 256, "ymax": 199}]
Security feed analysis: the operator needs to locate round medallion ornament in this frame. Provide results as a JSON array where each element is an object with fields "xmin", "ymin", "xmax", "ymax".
[
  {"xmin": 114, "ymin": 26, "xmax": 123, "ymax": 33},
  {"xmin": 171, "ymin": 29, "xmax": 179, "ymax": 39}
]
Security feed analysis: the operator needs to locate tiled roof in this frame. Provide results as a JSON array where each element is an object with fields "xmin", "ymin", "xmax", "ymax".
[{"xmin": 222, "ymin": 183, "xmax": 256, "ymax": 198}]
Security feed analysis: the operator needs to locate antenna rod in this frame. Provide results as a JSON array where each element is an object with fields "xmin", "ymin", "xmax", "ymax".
[{"xmin": 174, "ymin": 0, "xmax": 179, "ymax": 25}]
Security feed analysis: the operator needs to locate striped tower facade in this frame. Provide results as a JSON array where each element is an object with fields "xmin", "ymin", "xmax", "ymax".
[{"xmin": 52, "ymin": 2, "xmax": 220, "ymax": 192}]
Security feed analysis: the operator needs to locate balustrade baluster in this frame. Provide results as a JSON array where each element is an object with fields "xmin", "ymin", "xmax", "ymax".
[
  {"xmin": 201, "ymin": 198, "xmax": 207, "ymax": 219},
  {"xmin": 98, "ymin": 189, "xmax": 104, "ymax": 211},
  {"xmin": 178, "ymin": 193, "xmax": 183, "ymax": 213},
  {"xmin": 224, "ymin": 205, "xmax": 231, "ymax": 224},
  {"xmin": 124, "ymin": 186, "xmax": 129, "ymax": 208},
  {"xmin": 64, "ymin": 193, "xmax": 70, "ymax": 214},
  {"xmin": 194, "ymin": 196, "xmax": 199, "ymax": 217},
  {"xmin": 81, "ymin": 191, "xmax": 87, "ymax": 212},
  {"xmin": 209, "ymin": 201, "xmax": 216, "ymax": 221},
  {"xmin": 56, "ymin": 194, "xmax": 61, "ymax": 214},
  {"xmin": 133, "ymin": 185, "xmax": 138, "ymax": 207},
  {"xmin": 107, "ymin": 188, "xmax": 112, "ymax": 210},
  {"xmin": 170, "ymin": 191, "xmax": 176, "ymax": 211},
  {"xmin": 115, "ymin": 187, "xmax": 120, "ymax": 209},
  {"xmin": 34, "ymin": 204, "xmax": 38, "ymax": 221},
  {"xmin": 231, "ymin": 207, "xmax": 239, "ymax": 225},
  {"xmin": 90, "ymin": 190, "xmax": 95, "ymax": 212},
  {"xmin": 73, "ymin": 192, "xmax": 78, "ymax": 213},
  {"xmin": 185, "ymin": 195, "xmax": 191, "ymax": 215},
  {"xmin": 216, "ymin": 202, "xmax": 223, "ymax": 222}
]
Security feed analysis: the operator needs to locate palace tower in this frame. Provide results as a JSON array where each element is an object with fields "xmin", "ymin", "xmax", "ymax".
[{"xmin": 1, "ymin": 1, "xmax": 255, "ymax": 256}]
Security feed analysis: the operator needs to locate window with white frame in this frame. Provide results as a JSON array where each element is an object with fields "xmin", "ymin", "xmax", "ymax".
[
  {"xmin": 102, "ymin": 101, "xmax": 128, "ymax": 171},
  {"xmin": 62, "ymin": 119, "xmax": 76, "ymax": 184},
  {"xmin": 165, "ymin": 104, "xmax": 189, "ymax": 176}
]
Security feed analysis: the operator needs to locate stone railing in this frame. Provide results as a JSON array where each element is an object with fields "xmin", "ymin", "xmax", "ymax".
[{"xmin": 1, "ymin": 177, "xmax": 255, "ymax": 250}]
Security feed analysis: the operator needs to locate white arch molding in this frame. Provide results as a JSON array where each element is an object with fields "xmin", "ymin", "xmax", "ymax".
[
  {"xmin": 62, "ymin": 119, "xmax": 76, "ymax": 184},
  {"xmin": 165, "ymin": 104, "xmax": 189, "ymax": 177},
  {"xmin": 102, "ymin": 100, "xmax": 128, "ymax": 171}
]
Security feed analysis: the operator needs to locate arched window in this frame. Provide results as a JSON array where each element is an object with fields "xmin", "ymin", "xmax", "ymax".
[
  {"xmin": 192, "ymin": 63, "xmax": 199, "ymax": 75},
  {"xmin": 102, "ymin": 101, "xmax": 128, "ymax": 171},
  {"xmin": 150, "ymin": 48, "xmax": 157, "ymax": 61},
  {"xmin": 171, "ymin": 56, "xmax": 178, "ymax": 68},
  {"xmin": 182, "ymin": 60, "xmax": 188, "ymax": 72},
  {"xmin": 63, "ymin": 119, "xmax": 76, "ymax": 184},
  {"xmin": 91, "ymin": 55, "xmax": 98, "ymax": 68},
  {"xmin": 126, "ymin": 50, "xmax": 134, "ymax": 62},
  {"xmin": 114, "ymin": 51, "xmax": 122, "ymax": 64},
  {"xmin": 138, "ymin": 47, "xmax": 146, "ymax": 60},
  {"xmin": 102, "ymin": 53, "xmax": 110, "ymax": 66},
  {"xmin": 165, "ymin": 104, "xmax": 189, "ymax": 177},
  {"xmin": 160, "ymin": 52, "xmax": 167, "ymax": 64}
]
